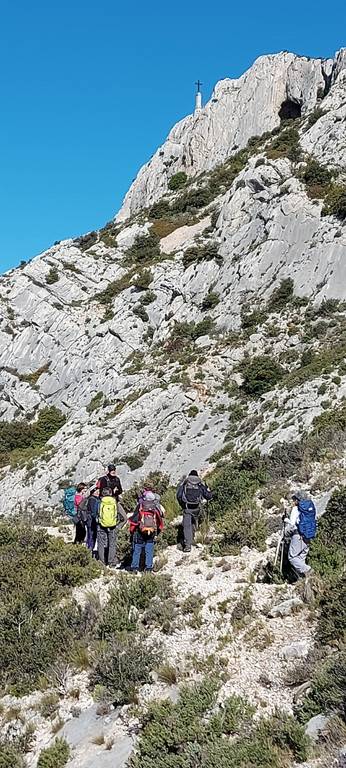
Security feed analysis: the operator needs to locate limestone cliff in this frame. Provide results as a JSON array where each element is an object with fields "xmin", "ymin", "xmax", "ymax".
[{"xmin": 0, "ymin": 49, "xmax": 345, "ymax": 516}]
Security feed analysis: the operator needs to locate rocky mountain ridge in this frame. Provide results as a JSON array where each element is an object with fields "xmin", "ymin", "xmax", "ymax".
[{"xmin": 0, "ymin": 49, "xmax": 346, "ymax": 516}]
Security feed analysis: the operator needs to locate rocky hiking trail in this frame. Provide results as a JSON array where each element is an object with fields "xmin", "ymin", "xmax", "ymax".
[{"xmin": 2, "ymin": 529, "xmax": 325, "ymax": 768}]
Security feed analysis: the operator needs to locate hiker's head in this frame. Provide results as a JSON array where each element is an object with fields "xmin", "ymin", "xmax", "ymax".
[
  {"xmin": 76, "ymin": 482, "xmax": 87, "ymax": 494},
  {"xmin": 102, "ymin": 487, "xmax": 112, "ymax": 498},
  {"xmin": 108, "ymin": 463, "xmax": 117, "ymax": 476},
  {"xmin": 90, "ymin": 487, "xmax": 99, "ymax": 497},
  {"xmin": 189, "ymin": 470, "xmax": 199, "ymax": 477},
  {"xmin": 291, "ymin": 491, "xmax": 301, "ymax": 504}
]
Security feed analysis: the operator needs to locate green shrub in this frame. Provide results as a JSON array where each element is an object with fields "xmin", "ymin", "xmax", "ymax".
[
  {"xmin": 241, "ymin": 308, "xmax": 267, "ymax": 330},
  {"xmin": 129, "ymin": 677, "xmax": 309, "ymax": 768},
  {"xmin": 201, "ymin": 290, "xmax": 220, "ymax": 311},
  {"xmin": 172, "ymin": 186, "xmax": 212, "ymax": 213},
  {"xmin": 45, "ymin": 266, "xmax": 59, "ymax": 285},
  {"xmin": 317, "ymin": 573, "xmax": 346, "ymax": 647},
  {"xmin": 90, "ymin": 633, "xmax": 158, "ymax": 704},
  {"xmin": 168, "ymin": 171, "xmax": 187, "ymax": 191},
  {"xmin": 267, "ymin": 278, "xmax": 294, "ymax": 312},
  {"xmin": 93, "ymin": 272, "xmax": 132, "ymax": 305},
  {"xmin": 296, "ymin": 652, "xmax": 346, "ymax": 723},
  {"xmin": 0, "ymin": 407, "xmax": 66, "ymax": 468},
  {"xmin": 322, "ymin": 184, "xmax": 346, "ymax": 220},
  {"xmin": 0, "ymin": 743, "xmax": 24, "ymax": 768},
  {"xmin": 0, "ymin": 525, "xmax": 100, "ymax": 693},
  {"xmin": 240, "ymin": 355, "xmax": 284, "ymax": 396},
  {"xmin": 182, "ymin": 241, "xmax": 222, "ymax": 269},
  {"xmin": 140, "ymin": 290, "xmax": 156, "ymax": 305},
  {"xmin": 37, "ymin": 738, "xmax": 70, "ymax": 768},
  {"xmin": 75, "ymin": 231, "xmax": 98, "ymax": 251},
  {"xmin": 266, "ymin": 127, "xmax": 301, "ymax": 161},
  {"xmin": 300, "ymin": 158, "xmax": 332, "ymax": 199},
  {"xmin": 149, "ymin": 199, "xmax": 171, "ymax": 219},
  {"xmin": 133, "ymin": 304, "xmax": 149, "ymax": 322},
  {"xmin": 121, "ymin": 448, "xmax": 149, "ymax": 470},
  {"xmin": 123, "ymin": 232, "xmax": 160, "ymax": 267},
  {"xmin": 86, "ymin": 391, "xmax": 104, "ymax": 413},
  {"xmin": 306, "ymin": 107, "xmax": 325, "ymax": 128},
  {"xmin": 99, "ymin": 221, "xmax": 119, "ymax": 247},
  {"xmin": 132, "ymin": 268, "xmax": 152, "ymax": 291}
]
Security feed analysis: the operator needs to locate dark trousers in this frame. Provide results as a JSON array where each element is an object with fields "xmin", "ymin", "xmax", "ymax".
[
  {"xmin": 86, "ymin": 519, "xmax": 97, "ymax": 550},
  {"xmin": 183, "ymin": 507, "xmax": 199, "ymax": 549},
  {"xmin": 74, "ymin": 520, "xmax": 86, "ymax": 544}
]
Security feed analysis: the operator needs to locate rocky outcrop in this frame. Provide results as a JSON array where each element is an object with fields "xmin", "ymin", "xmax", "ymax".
[{"xmin": 117, "ymin": 50, "xmax": 345, "ymax": 220}]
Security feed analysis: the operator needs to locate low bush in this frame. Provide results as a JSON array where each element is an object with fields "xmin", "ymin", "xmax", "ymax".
[
  {"xmin": 306, "ymin": 107, "xmax": 325, "ymax": 128},
  {"xmin": 45, "ymin": 266, "xmax": 59, "ymax": 285},
  {"xmin": 37, "ymin": 738, "xmax": 70, "ymax": 768},
  {"xmin": 266, "ymin": 127, "xmax": 301, "ymax": 161},
  {"xmin": 300, "ymin": 158, "xmax": 332, "ymax": 198},
  {"xmin": 132, "ymin": 268, "xmax": 152, "ymax": 291},
  {"xmin": 182, "ymin": 241, "xmax": 222, "ymax": 269},
  {"xmin": 201, "ymin": 290, "xmax": 220, "ymax": 311},
  {"xmin": 0, "ymin": 524, "xmax": 100, "ymax": 693},
  {"xmin": 0, "ymin": 742, "xmax": 24, "ymax": 768},
  {"xmin": 86, "ymin": 391, "xmax": 104, "ymax": 413},
  {"xmin": 0, "ymin": 407, "xmax": 66, "ymax": 468},
  {"xmin": 267, "ymin": 278, "xmax": 294, "ymax": 312},
  {"xmin": 208, "ymin": 451, "xmax": 267, "ymax": 553},
  {"xmin": 90, "ymin": 633, "xmax": 158, "ymax": 705},
  {"xmin": 322, "ymin": 183, "xmax": 346, "ymax": 220},
  {"xmin": 123, "ymin": 232, "xmax": 160, "ymax": 267},
  {"xmin": 240, "ymin": 355, "xmax": 284, "ymax": 396},
  {"xmin": 296, "ymin": 652, "xmax": 346, "ymax": 723},
  {"xmin": 168, "ymin": 171, "xmax": 187, "ymax": 191},
  {"xmin": 75, "ymin": 231, "xmax": 98, "ymax": 251},
  {"xmin": 241, "ymin": 307, "xmax": 267, "ymax": 330},
  {"xmin": 129, "ymin": 677, "xmax": 309, "ymax": 768},
  {"xmin": 93, "ymin": 271, "xmax": 132, "ymax": 305},
  {"xmin": 121, "ymin": 448, "xmax": 149, "ymax": 470}
]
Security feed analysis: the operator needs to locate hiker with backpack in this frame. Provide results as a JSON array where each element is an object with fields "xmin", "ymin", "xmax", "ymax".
[
  {"xmin": 74, "ymin": 483, "xmax": 89, "ymax": 544},
  {"xmin": 129, "ymin": 488, "xmax": 164, "ymax": 572},
  {"xmin": 284, "ymin": 492, "xmax": 317, "ymax": 577},
  {"xmin": 63, "ymin": 482, "xmax": 87, "ymax": 543},
  {"xmin": 97, "ymin": 487, "xmax": 127, "ymax": 567},
  {"xmin": 176, "ymin": 470, "xmax": 213, "ymax": 553},
  {"xmin": 97, "ymin": 463, "xmax": 123, "ymax": 500},
  {"xmin": 86, "ymin": 487, "xmax": 100, "ymax": 551}
]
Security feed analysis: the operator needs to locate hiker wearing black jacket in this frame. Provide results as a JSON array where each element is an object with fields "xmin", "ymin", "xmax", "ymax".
[
  {"xmin": 97, "ymin": 463, "xmax": 123, "ymax": 500},
  {"xmin": 176, "ymin": 470, "xmax": 213, "ymax": 553}
]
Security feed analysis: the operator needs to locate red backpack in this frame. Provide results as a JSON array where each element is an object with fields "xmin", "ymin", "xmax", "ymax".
[{"xmin": 138, "ymin": 494, "xmax": 160, "ymax": 534}]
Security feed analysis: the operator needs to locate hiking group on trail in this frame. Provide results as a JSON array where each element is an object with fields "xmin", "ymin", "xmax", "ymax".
[{"xmin": 63, "ymin": 463, "xmax": 317, "ymax": 579}]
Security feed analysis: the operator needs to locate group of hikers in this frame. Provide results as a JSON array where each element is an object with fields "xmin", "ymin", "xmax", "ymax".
[{"xmin": 63, "ymin": 463, "xmax": 317, "ymax": 578}]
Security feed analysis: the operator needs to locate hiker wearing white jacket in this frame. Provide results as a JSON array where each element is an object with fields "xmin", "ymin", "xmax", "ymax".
[{"xmin": 284, "ymin": 492, "xmax": 316, "ymax": 577}]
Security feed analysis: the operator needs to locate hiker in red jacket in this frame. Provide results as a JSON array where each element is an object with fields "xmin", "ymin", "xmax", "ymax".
[{"xmin": 129, "ymin": 489, "xmax": 164, "ymax": 572}]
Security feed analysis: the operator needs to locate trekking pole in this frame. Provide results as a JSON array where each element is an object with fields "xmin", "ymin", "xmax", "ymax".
[
  {"xmin": 280, "ymin": 518, "xmax": 286, "ymax": 574},
  {"xmin": 274, "ymin": 526, "xmax": 283, "ymax": 568}
]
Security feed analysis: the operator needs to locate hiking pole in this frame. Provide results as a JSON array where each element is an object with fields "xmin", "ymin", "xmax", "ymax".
[
  {"xmin": 274, "ymin": 526, "xmax": 283, "ymax": 568},
  {"xmin": 280, "ymin": 519, "xmax": 286, "ymax": 574}
]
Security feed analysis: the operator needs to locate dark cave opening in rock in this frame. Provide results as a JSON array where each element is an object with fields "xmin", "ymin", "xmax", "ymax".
[{"xmin": 279, "ymin": 100, "xmax": 302, "ymax": 121}]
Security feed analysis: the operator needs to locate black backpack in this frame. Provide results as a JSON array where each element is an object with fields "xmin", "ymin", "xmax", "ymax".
[{"xmin": 182, "ymin": 478, "xmax": 204, "ymax": 508}]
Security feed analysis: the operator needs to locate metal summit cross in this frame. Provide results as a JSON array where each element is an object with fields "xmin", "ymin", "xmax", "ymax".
[{"xmin": 195, "ymin": 80, "xmax": 202, "ymax": 92}]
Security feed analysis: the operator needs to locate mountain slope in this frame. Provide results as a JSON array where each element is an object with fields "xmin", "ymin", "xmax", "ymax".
[{"xmin": 0, "ymin": 50, "xmax": 345, "ymax": 516}]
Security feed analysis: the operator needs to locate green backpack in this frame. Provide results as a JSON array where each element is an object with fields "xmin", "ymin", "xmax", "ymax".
[{"xmin": 99, "ymin": 496, "xmax": 117, "ymax": 527}]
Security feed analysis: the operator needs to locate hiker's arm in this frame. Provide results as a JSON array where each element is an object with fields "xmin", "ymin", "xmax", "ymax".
[
  {"xmin": 116, "ymin": 502, "xmax": 127, "ymax": 528},
  {"xmin": 202, "ymin": 484, "xmax": 213, "ymax": 501}
]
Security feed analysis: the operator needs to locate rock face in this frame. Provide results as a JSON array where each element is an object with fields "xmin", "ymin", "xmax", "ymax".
[
  {"xmin": 117, "ymin": 50, "xmax": 345, "ymax": 220},
  {"xmin": 0, "ymin": 48, "xmax": 346, "ymax": 515}
]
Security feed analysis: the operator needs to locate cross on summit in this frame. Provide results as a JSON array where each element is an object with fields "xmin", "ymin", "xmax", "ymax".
[{"xmin": 195, "ymin": 80, "xmax": 202, "ymax": 92}]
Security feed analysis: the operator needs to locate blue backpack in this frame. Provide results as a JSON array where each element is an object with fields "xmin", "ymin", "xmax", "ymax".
[
  {"xmin": 297, "ymin": 499, "xmax": 317, "ymax": 540},
  {"xmin": 63, "ymin": 486, "xmax": 77, "ymax": 518}
]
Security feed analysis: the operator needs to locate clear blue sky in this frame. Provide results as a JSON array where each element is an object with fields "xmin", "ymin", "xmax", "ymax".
[{"xmin": 0, "ymin": 0, "xmax": 345, "ymax": 273}]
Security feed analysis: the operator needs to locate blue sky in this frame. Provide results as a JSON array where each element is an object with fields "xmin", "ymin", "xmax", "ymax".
[{"xmin": 0, "ymin": 0, "xmax": 345, "ymax": 273}]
